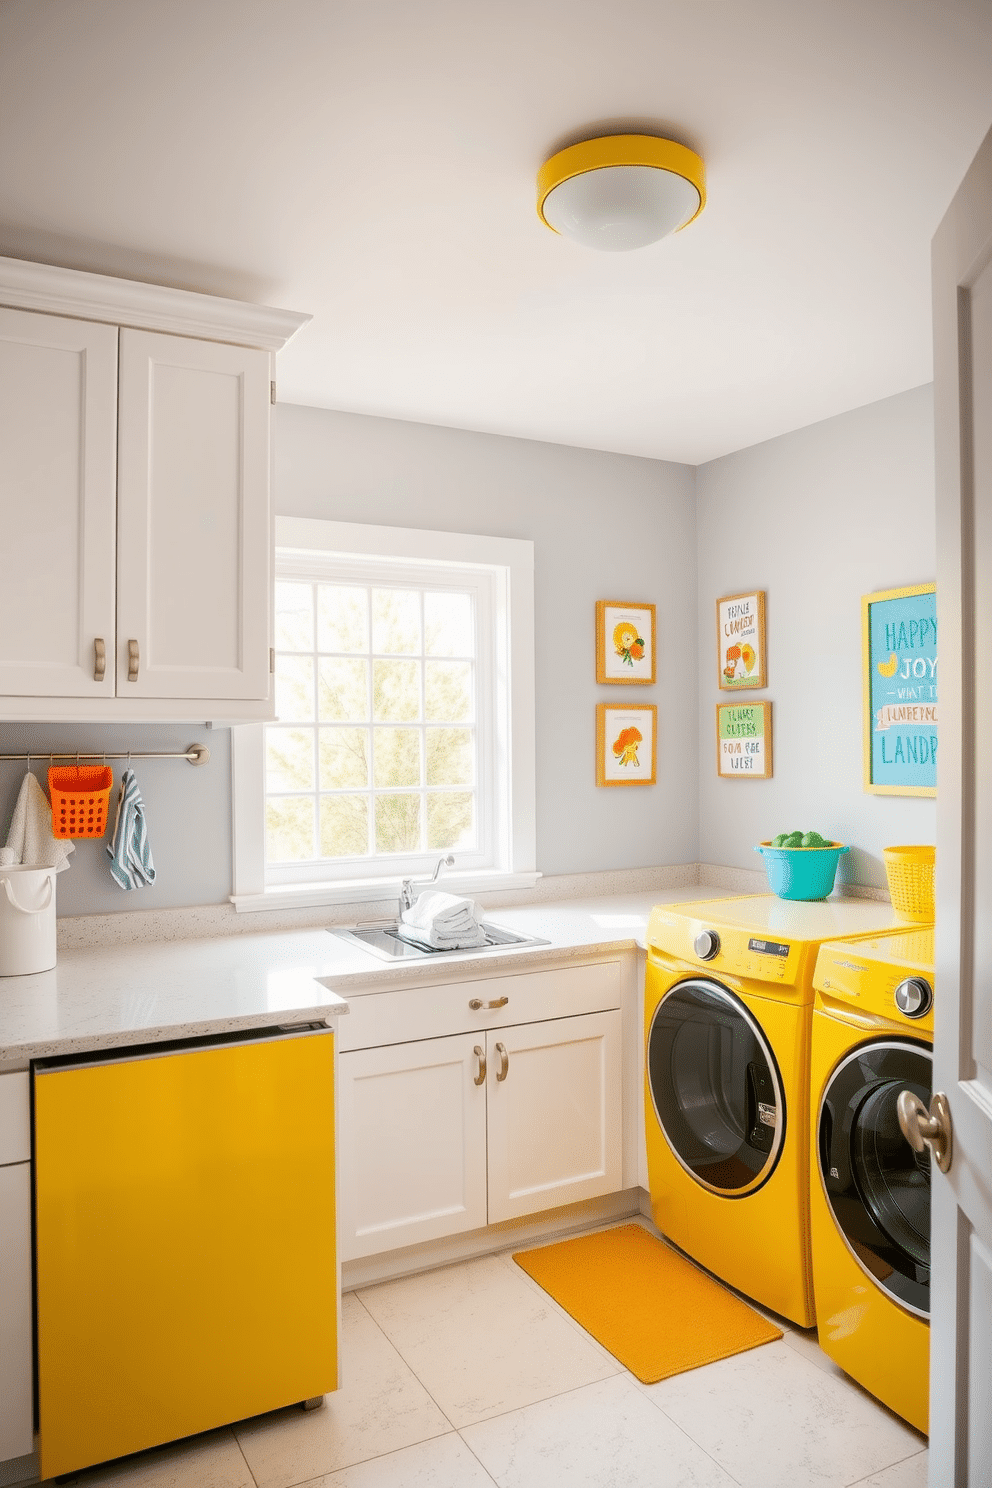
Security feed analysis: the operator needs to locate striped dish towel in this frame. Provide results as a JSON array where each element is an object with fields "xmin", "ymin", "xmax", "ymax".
[{"xmin": 106, "ymin": 769, "xmax": 156, "ymax": 890}]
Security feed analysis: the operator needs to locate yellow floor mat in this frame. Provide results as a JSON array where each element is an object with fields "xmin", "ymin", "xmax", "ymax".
[{"xmin": 513, "ymin": 1223, "xmax": 783, "ymax": 1384}]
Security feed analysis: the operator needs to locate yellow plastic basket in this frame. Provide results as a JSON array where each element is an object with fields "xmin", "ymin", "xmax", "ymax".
[{"xmin": 883, "ymin": 845, "xmax": 935, "ymax": 923}]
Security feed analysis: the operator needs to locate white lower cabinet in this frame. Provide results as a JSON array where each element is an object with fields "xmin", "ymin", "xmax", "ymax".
[
  {"xmin": 0, "ymin": 1072, "xmax": 33, "ymax": 1464},
  {"xmin": 338, "ymin": 961, "xmax": 623, "ymax": 1261}
]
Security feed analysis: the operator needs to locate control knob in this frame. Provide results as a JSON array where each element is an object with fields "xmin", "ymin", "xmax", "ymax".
[
  {"xmin": 894, "ymin": 977, "xmax": 933, "ymax": 1019},
  {"xmin": 694, "ymin": 929, "xmax": 721, "ymax": 961}
]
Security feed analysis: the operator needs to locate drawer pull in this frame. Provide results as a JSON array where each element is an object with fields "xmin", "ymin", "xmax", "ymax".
[
  {"xmin": 495, "ymin": 1042, "xmax": 509, "ymax": 1082},
  {"xmin": 469, "ymin": 995, "xmax": 509, "ymax": 1010},
  {"xmin": 473, "ymin": 1045, "xmax": 487, "ymax": 1086},
  {"xmin": 127, "ymin": 638, "xmax": 140, "ymax": 682},
  {"xmin": 93, "ymin": 637, "xmax": 106, "ymax": 682}
]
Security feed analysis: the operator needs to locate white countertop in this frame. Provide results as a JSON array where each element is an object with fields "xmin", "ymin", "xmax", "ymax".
[{"xmin": 0, "ymin": 886, "xmax": 714, "ymax": 1066}]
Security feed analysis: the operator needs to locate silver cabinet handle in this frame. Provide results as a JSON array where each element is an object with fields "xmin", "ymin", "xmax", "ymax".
[
  {"xmin": 127, "ymin": 638, "xmax": 139, "ymax": 682},
  {"xmin": 473, "ymin": 1045, "xmax": 487, "ymax": 1086},
  {"xmin": 495, "ymin": 1041, "xmax": 509, "ymax": 1082},
  {"xmin": 469, "ymin": 996, "xmax": 509, "ymax": 1010},
  {"xmin": 93, "ymin": 637, "xmax": 106, "ymax": 682}
]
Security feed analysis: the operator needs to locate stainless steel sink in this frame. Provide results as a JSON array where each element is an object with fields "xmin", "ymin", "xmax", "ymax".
[{"xmin": 330, "ymin": 921, "xmax": 549, "ymax": 961}]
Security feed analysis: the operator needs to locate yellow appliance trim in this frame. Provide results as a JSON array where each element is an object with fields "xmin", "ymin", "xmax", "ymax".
[
  {"xmin": 35, "ymin": 1030, "xmax": 337, "ymax": 1480},
  {"xmin": 537, "ymin": 135, "xmax": 706, "ymax": 232}
]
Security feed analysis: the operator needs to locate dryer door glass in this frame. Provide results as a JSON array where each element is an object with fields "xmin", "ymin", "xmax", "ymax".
[
  {"xmin": 647, "ymin": 978, "xmax": 785, "ymax": 1196},
  {"xmin": 818, "ymin": 1039, "xmax": 931, "ymax": 1317}
]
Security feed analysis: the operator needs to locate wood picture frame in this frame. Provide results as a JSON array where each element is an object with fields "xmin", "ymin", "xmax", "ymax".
[
  {"xmin": 862, "ymin": 582, "xmax": 937, "ymax": 797},
  {"xmin": 716, "ymin": 591, "xmax": 766, "ymax": 690},
  {"xmin": 596, "ymin": 703, "xmax": 657, "ymax": 786},
  {"xmin": 595, "ymin": 601, "xmax": 656, "ymax": 684},
  {"xmin": 716, "ymin": 700, "xmax": 773, "ymax": 779}
]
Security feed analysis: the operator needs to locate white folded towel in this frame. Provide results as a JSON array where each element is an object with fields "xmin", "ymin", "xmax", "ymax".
[
  {"xmin": 400, "ymin": 890, "xmax": 487, "ymax": 949},
  {"xmin": 107, "ymin": 769, "xmax": 156, "ymax": 890},
  {"xmin": 0, "ymin": 772, "xmax": 74, "ymax": 873}
]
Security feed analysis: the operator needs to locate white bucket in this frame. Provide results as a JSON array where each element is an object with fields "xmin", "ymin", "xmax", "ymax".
[{"xmin": 0, "ymin": 865, "xmax": 57, "ymax": 976}]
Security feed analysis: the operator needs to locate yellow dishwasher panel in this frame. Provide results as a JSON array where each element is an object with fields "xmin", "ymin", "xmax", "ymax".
[{"xmin": 35, "ymin": 1025, "xmax": 337, "ymax": 1481}]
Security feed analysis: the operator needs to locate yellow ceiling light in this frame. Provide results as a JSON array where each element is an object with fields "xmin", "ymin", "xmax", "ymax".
[{"xmin": 537, "ymin": 134, "xmax": 706, "ymax": 252}]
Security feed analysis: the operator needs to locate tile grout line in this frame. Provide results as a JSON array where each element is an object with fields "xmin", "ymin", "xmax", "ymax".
[
  {"xmin": 624, "ymin": 1379, "xmax": 749, "ymax": 1488},
  {"xmin": 841, "ymin": 1444, "xmax": 929, "ymax": 1488},
  {"xmin": 345, "ymin": 1285, "xmax": 466, "ymax": 1444},
  {"xmin": 452, "ymin": 1432, "xmax": 503, "ymax": 1488},
  {"xmin": 232, "ymin": 1425, "xmax": 262, "ymax": 1488}
]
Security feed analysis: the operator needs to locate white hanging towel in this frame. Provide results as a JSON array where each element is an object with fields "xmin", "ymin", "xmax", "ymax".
[
  {"xmin": 0, "ymin": 771, "xmax": 74, "ymax": 873},
  {"xmin": 107, "ymin": 769, "xmax": 156, "ymax": 890}
]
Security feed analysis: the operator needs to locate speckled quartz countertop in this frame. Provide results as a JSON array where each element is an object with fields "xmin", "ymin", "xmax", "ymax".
[{"xmin": 0, "ymin": 886, "xmax": 724, "ymax": 1068}]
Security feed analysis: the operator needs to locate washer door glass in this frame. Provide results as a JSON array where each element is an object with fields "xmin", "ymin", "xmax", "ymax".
[
  {"xmin": 647, "ymin": 978, "xmax": 785, "ymax": 1196},
  {"xmin": 819, "ymin": 1038, "xmax": 931, "ymax": 1317}
]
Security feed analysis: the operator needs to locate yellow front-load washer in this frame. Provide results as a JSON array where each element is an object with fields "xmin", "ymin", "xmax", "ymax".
[
  {"xmin": 810, "ymin": 926, "xmax": 933, "ymax": 1434},
  {"xmin": 645, "ymin": 895, "xmax": 902, "ymax": 1328}
]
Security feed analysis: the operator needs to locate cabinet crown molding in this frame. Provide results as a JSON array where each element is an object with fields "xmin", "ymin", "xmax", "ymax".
[{"xmin": 0, "ymin": 255, "xmax": 310, "ymax": 351}]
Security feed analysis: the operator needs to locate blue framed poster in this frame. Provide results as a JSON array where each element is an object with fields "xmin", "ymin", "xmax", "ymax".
[{"xmin": 862, "ymin": 583, "xmax": 937, "ymax": 796}]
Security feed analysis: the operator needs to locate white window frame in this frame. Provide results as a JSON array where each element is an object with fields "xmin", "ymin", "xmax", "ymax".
[{"xmin": 230, "ymin": 517, "xmax": 537, "ymax": 911}]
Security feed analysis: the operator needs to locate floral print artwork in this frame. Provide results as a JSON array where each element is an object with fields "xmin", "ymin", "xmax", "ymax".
[
  {"xmin": 612, "ymin": 725, "xmax": 642, "ymax": 766},
  {"xmin": 613, "ymin": 621, "xmax": 646, "ymax": 668}
]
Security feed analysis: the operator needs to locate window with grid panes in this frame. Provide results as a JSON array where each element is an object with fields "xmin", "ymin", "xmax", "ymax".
[{"xmin": 266, "ymin": 556, "xmax": 495, "ymax": 882}]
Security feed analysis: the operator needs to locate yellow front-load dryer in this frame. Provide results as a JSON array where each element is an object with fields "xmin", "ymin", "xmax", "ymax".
[
  {"xmin": 645, "ymin": 895, "xmax": 902, "ymax": 1328},
  {"xmin": 810, "ymin": 926, "xmax": 933, "ymax": 1435}
]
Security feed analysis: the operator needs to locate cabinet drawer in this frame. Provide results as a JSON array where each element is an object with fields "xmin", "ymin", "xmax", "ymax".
[
  {"xmin": 0, "ymin": 1072, "xmax": 30, "ymax": 1165},
  {"xmin": 337, "ymin": 959, "xmax": 622, "ymax": 1052}
]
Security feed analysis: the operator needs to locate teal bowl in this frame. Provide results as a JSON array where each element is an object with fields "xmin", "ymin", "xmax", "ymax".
[{"xmin": 754, "ymin": 842, "xmax": 850, "ymax": 901}]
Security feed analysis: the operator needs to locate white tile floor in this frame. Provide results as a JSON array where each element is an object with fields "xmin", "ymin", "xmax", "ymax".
[{"xmin": 62, "ymin": 1225, "xmax": 928, "ymax": 1488}]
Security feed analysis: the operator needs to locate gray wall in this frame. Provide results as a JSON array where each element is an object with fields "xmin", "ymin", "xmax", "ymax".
[
  {"xmin": 276, "ymin": 405, "xmax": 700, "ymax": 877},
  {"xmin": 695, "ymin": 384, "xmax": 937, "ymax": 892},
  {"xmin": 0, "ymin": 723, "xmax": 231, "ymax": 914}
]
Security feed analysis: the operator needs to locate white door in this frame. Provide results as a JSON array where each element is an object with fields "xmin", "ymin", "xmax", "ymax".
[
  {"xmin": 930, "ymin": 119, "xmax": 992, "ymax": 1484},
  {"xmin": 0, "ymin": 308, "xmax": 118, "ymax": 698},
  {"xmin": 486, "ymin": 1010, "xmax": 622, "ymax": 1224},
  {"xmin": 116, "ymin": 329, "xmax": 271, "ymax": 701},
  {"xmin": 337, "ymin": 1032, "xmax": 488, "ymax": 1260}
]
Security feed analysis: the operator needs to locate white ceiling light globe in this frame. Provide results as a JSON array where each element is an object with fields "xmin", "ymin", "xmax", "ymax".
[
  {"xmin": 541, "ymin": 164, "xmax": 701, "ymax": 252},
  {"xmin": 537, "ymin": 134, "xmax": 706, "ymax": 252}
]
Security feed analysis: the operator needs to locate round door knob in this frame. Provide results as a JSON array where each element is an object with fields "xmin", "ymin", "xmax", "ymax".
[
  {"xmin": 694, "ymin": 930, "xmax": 720, "ymax": 961},
  {"xmin": 894, "ymin": 977, "xmax": 933, "ymax": 1019}
]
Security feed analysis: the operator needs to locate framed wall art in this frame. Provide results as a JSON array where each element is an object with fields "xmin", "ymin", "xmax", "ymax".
[
  {"xmin": 717, "ymin": 591, "xmax": 766, "ymax": 690},
  {"xmin": 596, "ymin": 601, "xmax": 656, "ymax": 684},
  {"xmin": 596, "ymin": 703, "xmax": 657, "ymax": 786},
  {"xmin": 862, "ymin": 582, "xmax": 936, "ymax": 797},
  {"xmin": 716, "ymin": 700, "xmax": 773, "ymax": 779}
]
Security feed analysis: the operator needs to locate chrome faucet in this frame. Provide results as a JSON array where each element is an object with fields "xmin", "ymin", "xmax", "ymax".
[{"xmin": 399, "ymin": 855, "xmax": 455, "ymax": 915}]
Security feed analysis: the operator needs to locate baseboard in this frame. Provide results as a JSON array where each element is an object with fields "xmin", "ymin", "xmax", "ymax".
[{"xmin": 340, "ymin": 1190, "xmax": 643, "ymax": 1290}]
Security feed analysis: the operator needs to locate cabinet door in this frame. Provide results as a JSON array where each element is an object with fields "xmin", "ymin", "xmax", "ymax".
[
  {"xmin": 0, "ymin": 307, "xmax": 118, "ymax": 697},
  {"xmin": 338, "ymin": 1032, "xmax": 488, "ymax": 1260},
  {"xmin": 0, "ymin": 1162, "xmax": 33, "ymax": 1462},
  {"xmin": 116, "ymin": 330, "xmax": 271, "ymax": 701},
  {"xmin": 486, "ymin": 1011, "xmax": 622, "ymax": 1224}
]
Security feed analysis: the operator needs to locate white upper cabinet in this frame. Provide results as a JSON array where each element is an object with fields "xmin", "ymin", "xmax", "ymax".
[
  {"xmin": 116, "ymin": 330, "xmax": 271, "ymax": 702},
  {"xmin": 0, "ymin": 307, "xmax": 118, "ymax": 700},
  {"xmin": 0, "ymin": 256, "xmax": 309, "ymax": 721}
]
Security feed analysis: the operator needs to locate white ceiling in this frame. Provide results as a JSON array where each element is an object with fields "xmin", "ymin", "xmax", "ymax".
[{"xmin": 2, "ymin": 1, "xmax": 990, "ymax": 464}]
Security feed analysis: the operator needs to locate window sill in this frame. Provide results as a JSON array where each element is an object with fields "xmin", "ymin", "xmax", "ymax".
[{"xmin": 229, "ymin": 870, "xmax": 543, "ymax": 914}]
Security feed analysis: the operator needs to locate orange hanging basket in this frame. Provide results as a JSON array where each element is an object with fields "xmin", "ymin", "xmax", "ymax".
[{"xmin": 47, "ymin": 765, "xmax": 114, "ymax": 840}]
